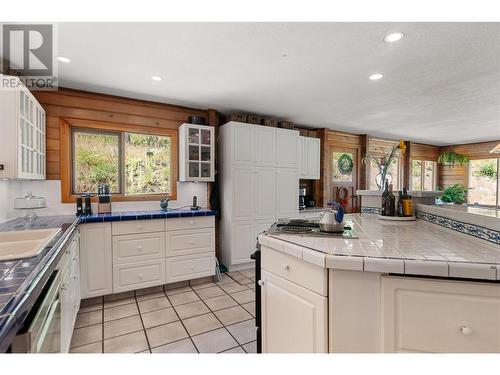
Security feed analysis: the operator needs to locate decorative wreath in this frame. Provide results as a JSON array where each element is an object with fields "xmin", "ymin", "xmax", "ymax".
[{"xmin": 337, "ymin": 153, "xmax": 353, "ymax": 175}]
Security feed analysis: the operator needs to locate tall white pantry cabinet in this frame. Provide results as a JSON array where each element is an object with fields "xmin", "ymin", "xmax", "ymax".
[
  {"xmin": 0, "ymin": 75, "xmax": 46, "ymax": 180},
  {"xmin": 219, "ymin": 121, "xmax": 300, "ymax": 270}
]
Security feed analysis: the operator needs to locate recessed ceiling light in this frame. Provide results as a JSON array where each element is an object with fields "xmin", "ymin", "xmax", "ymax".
[
  {"xmin": 369, "ymin": 73, "xmax": 384, "ymax": 81},
  {"xmin": 151, "ymin": 76, "xmax": 162, "ymax": 81},
  {"xmin": 384, "ymin": 31, "xmax": 404, "ymax": 43},
  {"xmin": 56, "ymin": 56, "xmax": 70, "ymax": 63},
  {"xmin": 281, "ymin": 53, "xmax": 287, "ymax": 58}
]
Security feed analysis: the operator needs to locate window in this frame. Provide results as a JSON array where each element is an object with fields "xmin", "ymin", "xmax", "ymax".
[
  {"xmin": 468, "ymin": 158, "xmax": 499, "ymax": 207},
  {"xmin": 65, "ymin": 121, "xmax": 177, "ymax": 202},
  {"xmin": 369, "ymin": 158, "xmax": 401, "ymax": 190},
  {"xmin": 411, "ymin": 160, "xmax": 436, "ymax": 191}
]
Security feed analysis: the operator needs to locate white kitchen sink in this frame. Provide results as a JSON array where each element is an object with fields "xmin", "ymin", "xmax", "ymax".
[{"xmin": 0, "ymin": 228, "xmax": 61, "ymax": 261}]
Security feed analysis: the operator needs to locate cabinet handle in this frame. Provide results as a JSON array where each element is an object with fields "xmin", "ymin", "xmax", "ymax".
[
  {"xmin": 282, "ymin": 264, "xmax": 290, "ymax": 271},
  {"xmin": 257, "ymin": 280, "xmax": 264, "ymax": 286},
  {"xmin": 460, "ymin": 326, "xmax": 472, "ymax": 336}
]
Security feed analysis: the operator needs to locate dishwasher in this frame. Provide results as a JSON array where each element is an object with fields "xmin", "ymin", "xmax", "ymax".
[{"xmin": 11, "ymin": 270, "xmax": 62, "ymax": 353}]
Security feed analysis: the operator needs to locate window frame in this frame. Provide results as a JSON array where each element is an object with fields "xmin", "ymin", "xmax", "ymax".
[
  {"xmin": 410, "ymin": 158, "xmax": 437, "ymax": 192},
  {"xmin": 467, "ymin": 158, "xmax": 500, "ymax": 208},
  {"xmin": 60, "ymin": 118, "xmax": 178, "ymax": 203}
]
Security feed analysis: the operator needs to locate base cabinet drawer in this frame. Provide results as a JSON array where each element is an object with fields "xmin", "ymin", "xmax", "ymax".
[
  {"xmin": 262, "ymin": 246, "xmax": 327, "ymax": 296},
  {"xmin": 113, "ymin": 232, "xmax": 165, "ymax": 264},
  {"xmin": 165, "ymin": 253, "xmax": 215, "ymax": 283},
  {"xmin": 166, "ymin": 229, "xmax": 215, "ymax": 257},
  {"xmin": 166, "ymin": 216, "xmax": 214, "ymax": 231},
  {"xmin": 113, "ymin": 260, "xmax": 165, "ymax": 293},
  {"xmin": 112, "ymin": 219, "xmax": 164, "ymax": 236},
  {"xmin": 382, "ymin": 276, "xmax": 500, "ymax": 353}
]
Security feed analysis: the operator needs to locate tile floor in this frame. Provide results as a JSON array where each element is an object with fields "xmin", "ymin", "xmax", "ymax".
[{"xmin": 70, "ymin": 269, "xmax": 257, "ymax": 354}]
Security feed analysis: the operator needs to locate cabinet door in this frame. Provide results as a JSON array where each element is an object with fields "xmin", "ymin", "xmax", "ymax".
[
  {"xmin": 60, "ymin": 267, "xmax": 73, "ymax": 353},
  {"xmin": 79, "ymin": 223, "xmax": 113, "ymax": 298},
  {"xmin": 276, "ymin": 168, "xmax": 299, "ymax": 218},
  {"xmin": 232, "ymin": 167, "xmax": 254, "ymax": 221},
  {"xmin": 299, "ymin": 136, "xmax": 307, "ymax": 178},
  {"xmin": 232, "ymin": 123, "xmax": 254, "ymax": 165},
  {"xmin": 254, "ymin": 126, "xmax": 276, "ymax": 166},
  {"xmin": 276, "ymin": 128, "xmax": 299, "ymax": 168},
  {"xmin": 261, "ymin": 270, "xmax": 327, "ymax": 353},
  {"xmin": 306, "ymin": 138, "xmax": 320, "ymax": 179},
  {"xmin": 382, "ymin": 276, "xmax": 500, "ymax": 353},
  {"xmin": 231, "ymin": 222, "xmax": 255, "ymax": 265},
  {"xmin": 255, "ymin": 167, "xmax": 276, "ymax": 220}
]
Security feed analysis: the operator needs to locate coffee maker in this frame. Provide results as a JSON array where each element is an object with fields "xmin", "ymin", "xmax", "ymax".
[{"xmin": 299, "ymin": 188, "xmax": 306, "ymax": 210}]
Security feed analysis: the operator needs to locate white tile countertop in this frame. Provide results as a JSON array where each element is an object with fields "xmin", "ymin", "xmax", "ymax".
[{"xmin": 258, "ymin": 214, "xmax": 500, "ymax": 280}]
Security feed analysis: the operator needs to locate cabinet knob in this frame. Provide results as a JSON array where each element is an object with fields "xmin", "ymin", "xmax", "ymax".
[
  {"xmin": 257, "ymin": 280, "xmax": 264, "ymax": 286},
  {"xmin": 138, "ymin": 224, "xmax": 143, "ymax": 229},
  {"xmin": 190, "ymin": 265, "xmax": 195, "ymax": 270},
  {"xmin": 189, "ymin": 220, "xmax": 195, "ymax": 225},
  {"xmin": 138, "ymin": 274, "xmax": 143, "ymax": 279},
  {"xmin": 460, "ymin": 326, "xmax": 472, "ymax": 336},
  {"xmin": 189, "ymin": 240, "xmax": 195, "ymax": 245},
  {"xmin": 282, "ymin": 264, "xmax": 290, "ymax": 271},
  {"xmin": 138, "ymin": 245, "xmax": 143, "ymax": 251}
]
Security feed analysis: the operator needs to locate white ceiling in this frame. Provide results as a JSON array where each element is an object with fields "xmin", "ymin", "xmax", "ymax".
[{"xmin": 55, "ymin": 22, "xmax": 500, "ymax": 146}]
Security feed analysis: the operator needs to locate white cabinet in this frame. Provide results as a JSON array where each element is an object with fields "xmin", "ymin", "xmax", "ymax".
[
  {"xmin": 219, "ymin": 121, "xmax": 300, "ymax": 270},
  {"xmin": 299, "ymin": 136, "xmax": 320, "ymax": 179},
  {"xmin": 255, "ymin": 167, "xmax": 276, "ymax": 220},
  {"xmin": 79, "ymin": 223, "xmax": 113, "ymax": 298},
  {"xmin": 60, "ymin": 231, "xmax": 81, "ymax": 353},
  {"xmin": 231, "ymin": 166, "xmax": 254, "ymax": 221},
  {"xmin": 276, "ymin": 128, "xmax": 300, "ymax": 169},
  {"xmin": 179, "ymin": 123, "xmax": 215, "ymax": 181},
  {"xmin": 261, "ymin": 269, "xmax": 328, "ymax": 353},
  {"xmin": 382, "ymin": 276, "xmax": 500, "ymax": 353},
  {"xmin": 254, "ymin": 126, "xmax": 276, "ymax": 166},
  {"xmin": 276, "ymin": 168, "xmax": 299, "ymax": 218},
  {"xmin": 0, "ymin": 75, "xmax": 46, "ymax": 180}
]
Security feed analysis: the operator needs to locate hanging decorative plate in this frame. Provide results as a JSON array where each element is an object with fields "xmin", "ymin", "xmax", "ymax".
[{"xmin": 337, "ymin": 153, "xmax": 353, "ymax": 175}]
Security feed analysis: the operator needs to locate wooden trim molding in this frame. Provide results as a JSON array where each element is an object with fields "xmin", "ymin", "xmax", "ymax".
[{"xmin": 60, "ymin": 118, "xmax": 178, "ymax": 203}]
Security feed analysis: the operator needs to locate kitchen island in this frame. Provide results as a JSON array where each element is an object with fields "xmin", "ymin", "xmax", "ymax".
[{"xmin": 258, "ymin": 213, "xmax": 500, "ymax": 353}]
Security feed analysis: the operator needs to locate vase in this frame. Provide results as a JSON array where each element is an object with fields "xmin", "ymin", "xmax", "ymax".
[{"xmin": 375, "ymin": 166, "xmax": 393, "ymax": 190}]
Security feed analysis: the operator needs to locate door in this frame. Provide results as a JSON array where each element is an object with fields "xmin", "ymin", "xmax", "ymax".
[
  {"xmin": 276, "ymin": 168, "xmax": 299, "ymax": 218},
  {"xmin": 254, "ymin": 126, "xmax": 276, "ymax": 166},
  {"xmin": 232, "ymin": 123, "xmax": 254, "ymax": 165},
  {"xmin": 255, "ymin": 167, "xmax": 276, "ymax": 220},
  {"xmin": 231, "ymin": 222, "xmax": 255, "ymax": 265},
  {"xmin": 232, "ymin": 166, "xmax": 254, "ymax": 221},
  {"xmin": 306, "ymin": 138, "xmax": 320, "ymax": 179},
  {"xmin": 79, "ymin": 223, "xmax": 113, "ymax": 298},
  {"xmin": 276, "ymin": 128, "xmax": 299, "ymax": 168},
  {"xmin": 330, "ymin": 146, "xmax": 359, "ymax": 213},
  {"xmin": 261, "ymin": 270, "xmax": 327, "ymax": 353}
]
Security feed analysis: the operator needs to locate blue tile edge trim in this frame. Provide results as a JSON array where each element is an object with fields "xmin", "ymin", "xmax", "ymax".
[
  {"xmin": 78, "ymin": 209, "xmax": 217, "ymax": 224},
  {"xmin": 416, "ymin": 211, "xmax": 500, "ymax": 245},
  {"xmin": 361, "ymin": 206, "xmax": 382, "ymax": 214}
]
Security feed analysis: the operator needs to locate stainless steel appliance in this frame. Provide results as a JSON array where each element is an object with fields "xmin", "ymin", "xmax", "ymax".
[
  {"xmin": 265, "ymin": 218, "xmax": 357, "ymax": 239},
  {"xmin": 299, "ymin": 188, "xmax": 306, "ymax": 210},
  {"xmin": 11, "ymin": 270, "xmax": 61, "ymax": 353}
]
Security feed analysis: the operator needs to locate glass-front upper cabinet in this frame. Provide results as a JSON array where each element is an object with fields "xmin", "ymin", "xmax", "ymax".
[
  {"xmin": 179, "ymin": 123, "xmax": 215, "ymax": 182},
  {"xmin": 0, "ymin": 75, "xmax": 46, "ymax": 180}
]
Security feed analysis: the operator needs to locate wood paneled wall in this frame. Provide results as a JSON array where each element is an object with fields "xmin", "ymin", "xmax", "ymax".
[
  {"xmin": 438, "ymin": 140, "xmax": 500, "ymax": 188},
  {"xmin": 411, "ymin": 143, "xmax": 439, "ymax": 161},
  {"xmin": 33, "ymin": 88, "xmax": 209, "ymax": 181},
  {"xmin": 314, "ymin": 129, "xmax": 364, "ymax": 210}
]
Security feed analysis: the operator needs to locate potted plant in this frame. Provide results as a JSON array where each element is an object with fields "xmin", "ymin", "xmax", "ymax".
[
  {"xmin": 437, "ymin": 150, "xmax": 469, "ymax": 167},
  {"xmin": 362, "ymin": 140, "xmax": 406, "ymax": 190},
  {"xmin": 438, "ymin": 184, "xmax": 467, "ymax": 204}
]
